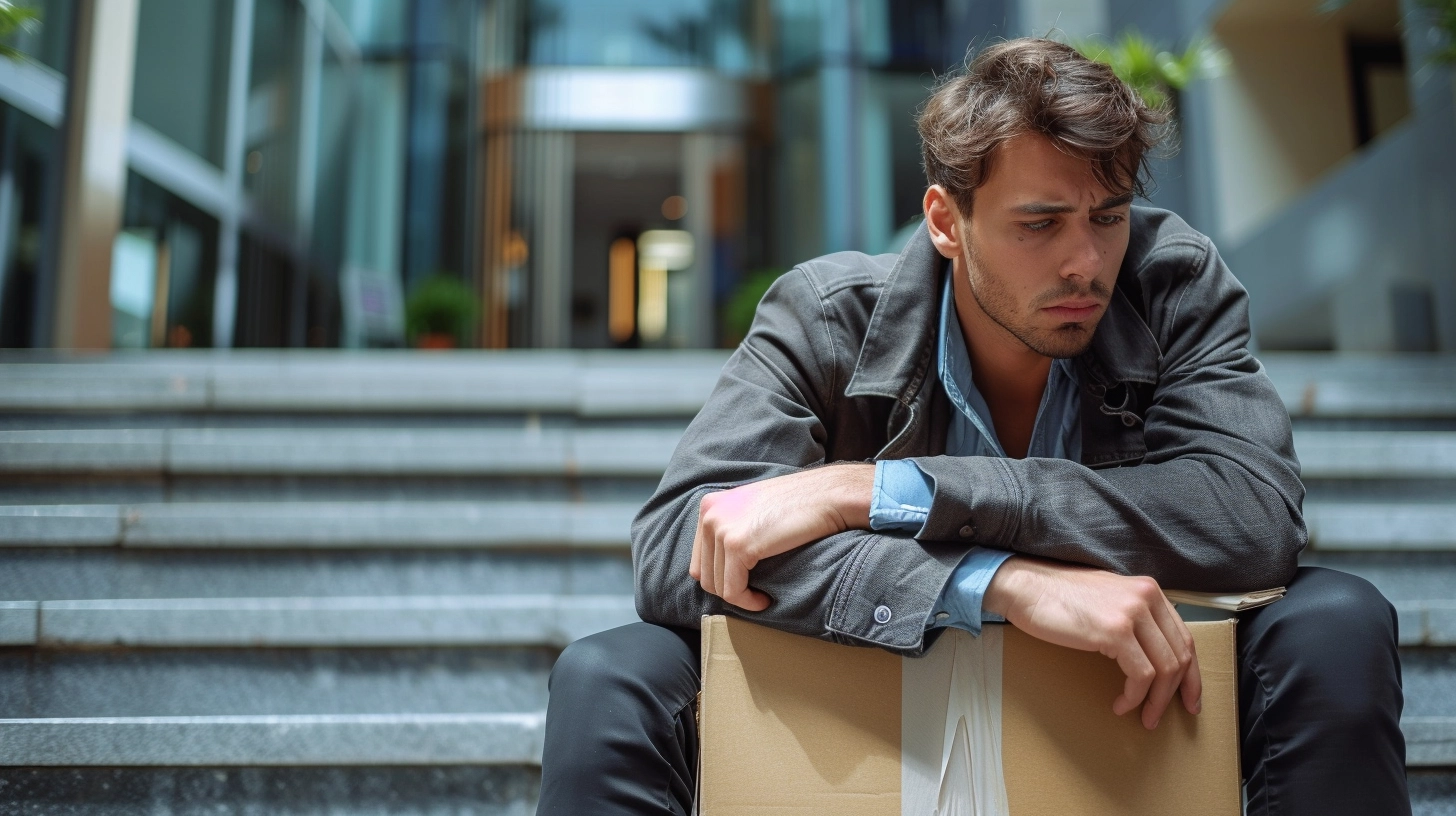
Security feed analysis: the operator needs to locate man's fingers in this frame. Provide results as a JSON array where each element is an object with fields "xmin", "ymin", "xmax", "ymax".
[
  {"xmin": 689, "ymin": 520, "xmax": 703, "ymax": 582},
  {"xmin": 721, "ymin": 553, "xmax": 753, "ymax": 608},
  {"xmin": 1156, "ymin": 596, "xmax": 1203, "ymax": 715},
  {"xmin": 1110, "ymin": 635, "xmax": 1156, "ymax": 719},
  {"xmin": 1180, "ymin": 642, "xmax": 1204, "ymax": 716},
  {"xmin": 1133, "ymin": 615, "xmax": 1185, "ymax": 730},
  {"xmin": 712, "ymin": 531, "xmax": 726, "ymax": 600},
  {"xmin": 721, "ymin": 554, "xmax": 770, "ymax": 612}
]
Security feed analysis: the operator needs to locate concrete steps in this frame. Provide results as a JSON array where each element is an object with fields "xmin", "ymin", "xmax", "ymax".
[
  {"xmin": 0, "ymin": 594, "xmax": 637, "ymax": 648},
  {"xmin": 1264, "ymin": 353, "xmax": 1456, "ymax": 781},
  {"xmin": 0, "ymin": 714, "xmax": 546, "ymax": 766},
  {"xmin": 0, "ymin": 427, "xmax": 682, "ymax": 476},
  {"xmin": 0, "ymin": 501, "xmax": 638, "ymax": 548},
  {"xmin": 0, "ymin": 350, "xmax": 725, "ymax": 416},
  {"xmin": 0, "ymin": 350, "xmax": 1452, "ymax": 807}
]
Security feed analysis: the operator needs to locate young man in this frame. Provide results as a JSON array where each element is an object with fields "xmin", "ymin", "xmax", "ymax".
[{"xmin": 539, "ymin": 39, "xmax": 1409, "ymax": 816}]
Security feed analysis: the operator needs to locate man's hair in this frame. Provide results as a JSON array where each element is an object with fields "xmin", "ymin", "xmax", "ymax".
[{"xmin": 917, "ymin": 38, "xmax": 1170, "ymax": 216}]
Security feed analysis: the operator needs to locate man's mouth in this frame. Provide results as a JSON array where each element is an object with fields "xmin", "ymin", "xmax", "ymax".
[{"xmin": 1041, "ymin": 299, "xmax": 1103, "ymax": 322}]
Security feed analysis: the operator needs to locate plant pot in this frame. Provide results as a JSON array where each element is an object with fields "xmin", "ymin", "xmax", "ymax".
[{"xmin": 415, "ymin": 333, "xmax": 456, "ymax": 350}]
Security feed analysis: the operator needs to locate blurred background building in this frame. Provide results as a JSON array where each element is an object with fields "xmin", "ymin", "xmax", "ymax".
[
  {"xmin": 0, "ymin": 0, "xmax": 1450, "ymax": 354},
  {"xmin": 3, "ymin": 3, "xmax": 1456, "ymax": 812}
]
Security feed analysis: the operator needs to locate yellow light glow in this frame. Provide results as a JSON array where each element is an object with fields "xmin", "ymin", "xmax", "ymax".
[
  {"xmin": 638, "ymin": 265, "xmax": 668, "ymax": 343},
  {"xmin": 608, "ymin": 237, "xmax": 636, "ymax": 343}
]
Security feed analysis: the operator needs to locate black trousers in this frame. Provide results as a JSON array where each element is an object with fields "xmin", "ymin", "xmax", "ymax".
[{"xmin": 538, "ymin": 566, "xmax": 1410, "ymax": 816}]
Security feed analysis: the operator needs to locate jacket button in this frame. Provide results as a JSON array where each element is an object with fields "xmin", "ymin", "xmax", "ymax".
[
  {"xmin": 873, "ymin": 605, "xmax": 892, "ymax": 624},
  {"xmin": 959, "ymin": 525, "xmax": 974, "ymax": 538}
]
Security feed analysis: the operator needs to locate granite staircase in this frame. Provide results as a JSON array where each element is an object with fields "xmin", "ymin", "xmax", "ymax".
[
  {"xmin": 0, "ymin": 350, "xmax": 1452, "ymax": 813},
  {"xmin": 0, "ymin": 351, "xmax": 718, "ymax": 814}
]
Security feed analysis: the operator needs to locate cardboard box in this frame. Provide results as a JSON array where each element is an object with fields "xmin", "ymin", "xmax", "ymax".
[{"xmin": 699, "ymin": 615, "xmax": 1240, "ymax": 815}]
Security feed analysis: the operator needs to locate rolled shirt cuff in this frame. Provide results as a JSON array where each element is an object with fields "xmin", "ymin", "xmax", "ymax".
[
  {"xmin": 926, "ymin": 547, "xmax": 1014, "ymax": 636},
  {"xmin": 868, "ymin": 459, "xmax": 935, "ymax": 535}
]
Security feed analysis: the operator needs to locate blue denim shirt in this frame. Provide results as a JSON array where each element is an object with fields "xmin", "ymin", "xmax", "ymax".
[{"xmin": 869, "ymin": 274, "xmax": 1081, "ymax": 635}]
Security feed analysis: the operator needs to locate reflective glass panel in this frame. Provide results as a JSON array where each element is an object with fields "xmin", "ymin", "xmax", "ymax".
[
  {"xmin": 243, "ymin": 0, "xmax": 303, "ymax": 224},
  {"xmin": 118, "ymin": 171, "xmax": 220, "ymax": 348},
  {"xmin": 133, "ymin": 0, "xmax": 233, "ymax": 167},
  {"xmin": 0, "ymin": 103, "xmax": 60, "ymax": 348},
  {"xmin": 526, "ymin": 0, "xmax": 762, "ymax": 74}
]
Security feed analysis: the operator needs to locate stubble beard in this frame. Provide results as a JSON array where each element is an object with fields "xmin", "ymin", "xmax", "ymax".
[{"xmin": 963, "ymin": 238, "xmax": 1110, "ymax": 360}]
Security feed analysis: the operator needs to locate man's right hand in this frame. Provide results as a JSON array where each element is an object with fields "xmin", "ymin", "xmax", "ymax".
[{"xmin": 982, "ymin": 556, "xmax": 1201, "ymax": 730}]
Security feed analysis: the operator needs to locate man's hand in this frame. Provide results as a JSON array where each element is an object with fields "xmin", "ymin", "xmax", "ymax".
[
  {"xmin": 689, "ymin": 464, "xmax": 874, "ymax": 611},
  {"xmin": 984, "ymin": 556, "xmax": 1202, "ymax": 730}
]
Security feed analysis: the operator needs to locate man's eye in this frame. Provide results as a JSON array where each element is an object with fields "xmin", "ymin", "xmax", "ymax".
[
  {"xmin": 1093, "ymin": 214, "xmax": 1125, "ymax": 226},
  {"xmin": 1023, "ymin": 220, "xmax": 1053, "ymax": 232}
]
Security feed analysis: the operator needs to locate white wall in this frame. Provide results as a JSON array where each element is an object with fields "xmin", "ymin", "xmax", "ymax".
[{"xmin": 1205, "ymin": 23, "xmax": 1358, "ymax": 245}]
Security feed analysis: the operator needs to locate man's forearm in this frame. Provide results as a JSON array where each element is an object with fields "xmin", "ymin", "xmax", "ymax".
[{"xmin": 689, "ymin": 463, "xmax": 875, "ymax": 610}]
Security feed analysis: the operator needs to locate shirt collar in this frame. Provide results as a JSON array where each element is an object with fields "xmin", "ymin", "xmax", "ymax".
[{"xmin": 936, "ymin": 271, "xmax": 1079, "ymax": 459}]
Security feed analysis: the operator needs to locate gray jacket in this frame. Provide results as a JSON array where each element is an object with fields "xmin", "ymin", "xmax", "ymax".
[{"xmin": 631, "ymin": 206, "xmax": 1306, "ymax": 656}]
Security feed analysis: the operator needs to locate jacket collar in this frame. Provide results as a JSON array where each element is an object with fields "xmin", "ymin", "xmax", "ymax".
[{"xmin": 845, "ymin": 215, "xmax": 1163, "ymax": 401}]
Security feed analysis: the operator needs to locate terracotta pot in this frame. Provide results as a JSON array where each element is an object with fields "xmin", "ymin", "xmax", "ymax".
[{"xmin": 415, "ymin": 333, "xmax": 456, "ymax": 350}]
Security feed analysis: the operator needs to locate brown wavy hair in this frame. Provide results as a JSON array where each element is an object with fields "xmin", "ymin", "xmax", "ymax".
[{"xmin": 917, "ymin": 38, "xmax": 1170, "ymax": 216}]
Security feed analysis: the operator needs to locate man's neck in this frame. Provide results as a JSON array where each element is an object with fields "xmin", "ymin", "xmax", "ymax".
[
  {"xmin": 951, "ymin": 258, "xmax": 1052, "ymax": 458},
  {"xmin": 951, "ymin": 259, "xmax": 1053, "ymax": 400}
]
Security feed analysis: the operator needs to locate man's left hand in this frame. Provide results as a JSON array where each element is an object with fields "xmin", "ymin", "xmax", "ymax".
[{"xmin": 689, "ymin": 464, "xmax": 874, "ymax": 611}]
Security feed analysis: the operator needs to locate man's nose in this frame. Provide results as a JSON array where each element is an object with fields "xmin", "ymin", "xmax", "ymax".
[{"xmin": 1061, "ymin": 225, "xmax": 1103, "ymax": 281}]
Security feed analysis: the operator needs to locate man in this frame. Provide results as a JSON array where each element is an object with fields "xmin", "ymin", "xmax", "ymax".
[{"xmin": 539, "ymin": 39, "xmax": 1409, "ymax": 816}]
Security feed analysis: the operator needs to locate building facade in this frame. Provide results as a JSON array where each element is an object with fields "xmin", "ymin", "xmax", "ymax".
[{"xmin": 0, "ymin": 0, "xmax": 1449, "ymax": 352}]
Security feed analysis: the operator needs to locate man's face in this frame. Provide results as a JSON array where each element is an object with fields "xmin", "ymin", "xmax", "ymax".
[{"xmin": 956, "ymin": 132, "xmax": 1132, "ymax": 359}]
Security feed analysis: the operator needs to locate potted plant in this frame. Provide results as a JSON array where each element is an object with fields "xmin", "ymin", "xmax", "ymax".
[
  {"xmin": 1071, "ymin": 31, "xmax": 1225, "ymax": 112},
  {"xmin": 405, "ymin": 274, "xmax": 478, "ymax": 350}
]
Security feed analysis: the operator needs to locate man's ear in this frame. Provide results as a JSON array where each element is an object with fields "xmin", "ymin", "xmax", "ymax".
[{"xmin": 922, "ymin": 185, "xmax": 964, "ymax": 261}]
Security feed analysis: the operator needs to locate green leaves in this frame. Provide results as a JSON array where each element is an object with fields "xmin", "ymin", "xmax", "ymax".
[
  {"xmin": 1417, "ymin": 0, "xmax": 1456, "ymax": 65},
  {"xmin": 1071, "ymin": 31, "xmax": 1226, "ymax": 111},
  {"xmin": 0, "ymin": 2, "xmax": 40, "ymax": 62},
  {"xmin": 405, "ymin": 274, "xmax": 479, "ymax": 347}
]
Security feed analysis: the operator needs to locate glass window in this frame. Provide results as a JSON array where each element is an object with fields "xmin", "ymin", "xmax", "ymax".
[
  {"xmin": 526, "ymin": 0, "xmax": 764, "ymax": 75},
  {"xmin": 234, "ymin": 232, "xmax": 297, "ymax": 348},
  {"xmin": 117, "ymin": 171, "xmax": 220, "ymax": 349},
  {"xmin": 327, "ymin": 0, "xmax": 410, "ymax": 50},
  {"xmin": 0, "ymin": 103, "xmax": 61, "ymax": 348},
  {"xmin": 0, "ymin": 0, "xmax": 75, "ymax": 76},
  {"xmin": 244, "ymin": 0, "xmax": 304, "ymax": 225},
  {"xmin": 132, "ymin": 0, "xmax": 233, "ymax": 167}
]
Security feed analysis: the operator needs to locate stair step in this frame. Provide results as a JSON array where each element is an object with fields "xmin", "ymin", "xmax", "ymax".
[
  {"xmin": 1306, "ymin": 503, "xmax": 1456, "ymax": 551},
  {"xmin": 0, "ymin": 427, "xmax": 681, "ymax": 476},
  {"xmin": 0, "ymin": 767, "xmax": 539, "ymax": 814},
  {"xmin": 6, "ymin": 427, "xmax": 1454, "ymax": 480},
  {"xmin": 0, "ymin": 713, "xmax": 545, "ymax": 766},
  {"xmin": 0, "ymin": 711, "xmax": 1446, "ymax": 768},
  {"xmin": 20, "ymin": 500, "xmax": 1453, "ymax": 553},
  {"xmin": 1407, "ymin": 718, "xmax": 1456, "ymax": 768},
  {"xmin": 0, "ymin": 501, "xmax": 636, "ymax": 549},
  {"xmin": 0, "ymin": 548, "xmax": 635, "ymax": 604},
  {"xmin": 0, "ymin": 350, "xmax": 729, "ymax": 416},
  {"xmin": 1262, "ymin": 353, "xmax": 1456, "ymax": 419},
  {"xmin": 1295, "ymin": 431, "xmax": 1456, "ymax": 479},
  {"xmin": 1400, "ymin": 603, "xmax": 1456, "ymax": 647},
  {"xmin": 5, "ymin": 595, "xmax": 636, "ymax": 648},
  {"xmin": 28, "ymin": 593, "xmax": 1449, "ymax": 651}
]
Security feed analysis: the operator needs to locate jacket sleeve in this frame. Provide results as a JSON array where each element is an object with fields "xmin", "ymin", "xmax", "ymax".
[
  {"xmin": 909, "ymin": 236, "xmax": 1305, "ymax": 592},
  {"xmin": 630, "ymin": 268, "xmax": 968, "ymax": 654}
]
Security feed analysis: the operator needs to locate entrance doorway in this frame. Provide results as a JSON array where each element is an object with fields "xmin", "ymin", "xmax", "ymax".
[{"xmin": 572, "ymin": 133, "xmax": 690, "ymax": 349}]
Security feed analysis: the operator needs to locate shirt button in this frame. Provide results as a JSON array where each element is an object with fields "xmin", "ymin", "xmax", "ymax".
[
  {"xmin": 873, "ymin": 605, "xmax": 892, "ymax": 624},
  {"xmin": 958, "ymin": 525, "xmax": 974, "ymax": 538},
  {"xmin": 935, "ymin": 612, "xmax": 950, "ymax": 621}
]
